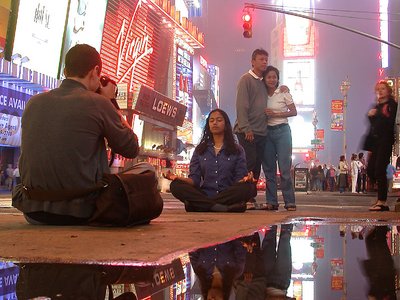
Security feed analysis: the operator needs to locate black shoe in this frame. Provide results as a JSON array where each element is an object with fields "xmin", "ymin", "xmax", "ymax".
[
  {"xmin": 264, "ymin": 204, "xmax": 279, "ymax": 211},
  {"xmin": 368, "ymin": 204, "xmax": 389, "ymax": 211},
  {"xmin": 210, "ymin": 204, "xmax": 228, "ymax": 212},
  {"xmin": 184, "ymin": 201, "xmax": 196, "ymax": 212},
  {"xmin": 227, "ymin": 202, "xmax": 246, "ymax": 212}
]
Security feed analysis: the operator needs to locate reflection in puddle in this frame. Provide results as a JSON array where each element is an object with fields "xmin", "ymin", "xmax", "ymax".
[{"xmin": 1, "ymin": 222, "xmax": 399, "ymax": 299}]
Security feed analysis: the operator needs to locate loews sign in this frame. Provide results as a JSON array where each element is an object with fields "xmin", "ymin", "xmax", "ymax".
[{"xmin": 134, "ymin": 85, "xmax": 186, "ymax": 127}]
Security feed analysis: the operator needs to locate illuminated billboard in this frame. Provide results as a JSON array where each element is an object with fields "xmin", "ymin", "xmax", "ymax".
[
  {"xmin": 283, "ymin": 59, "xmax": 315, "ymax": 106},
  {"xmin": 0, "ymin": 1, "xmax": 11, "ymax": 48},
  {"xmin": 289, "ymin": 112, "xmax": 314, "ymax": 149},
  {"xmin": 100, "ymin": 0, "xmax": 173, "ymax": 98},
  {"xmin": 379, "ymin": 0, "xmax": 389, "ymax": 68},
  {"xmin": 176, "ymin": 46, "xmax": 193, "ymax": 121},
  {"xmin": 12, "ymin": 0, "xmax": 69, "ymax": 77},
  {"xmin": 59, "ymin": 0, "xmax": 107, "ymax": 78},
  {"xmin": 282, "ymin": 0, "xmax": 315, "ymax": 58}
]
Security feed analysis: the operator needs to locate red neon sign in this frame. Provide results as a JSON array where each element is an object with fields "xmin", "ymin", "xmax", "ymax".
[{"xmin": 100, "ymin": 0, "xmax": 173, "ymax": 97}]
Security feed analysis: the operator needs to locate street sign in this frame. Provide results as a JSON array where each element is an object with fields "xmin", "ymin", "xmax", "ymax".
[{"xmin": 311, "ymin": 139, "xmax": 321, "ymax": 144}]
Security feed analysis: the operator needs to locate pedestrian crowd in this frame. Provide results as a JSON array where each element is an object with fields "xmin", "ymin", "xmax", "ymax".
[
  {"xmin": 0, "ymin": 164, "xmax": 20, "ymax": 191},
  {"xmin": 308, "ymin": 152, "xmax": 367, "ymax": 194}
]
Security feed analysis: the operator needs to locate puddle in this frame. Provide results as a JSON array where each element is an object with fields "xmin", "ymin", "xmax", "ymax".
[{"xmin": 1, "ymin": 219, "xmax": 399, "ymax": 299}]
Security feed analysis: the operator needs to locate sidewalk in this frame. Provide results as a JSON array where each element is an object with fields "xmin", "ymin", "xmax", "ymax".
[
  {"xmin": 0, "ymin": 189, "xmax": 11, "ymax": 198},
  {"xmin": 0, "ymin": 191, "xmax": 399, "ymax": 266}
]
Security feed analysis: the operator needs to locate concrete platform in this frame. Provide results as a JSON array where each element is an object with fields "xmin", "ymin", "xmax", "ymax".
[{"xmin": 0, "ymin": 192, "xmax": 399, "ymax": 265}]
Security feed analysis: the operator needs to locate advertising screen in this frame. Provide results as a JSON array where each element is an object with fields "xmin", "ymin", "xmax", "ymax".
[
  {"xmin": 58, "ymin": 0, "xmax": 107, "ymax": 78},
  {"xmin": 283, "ymin": 59, "xmax": 315, "ymax": 106},
  {"xmin": 176, "ymin": 46, "xmax": 193, "ymax": 122},
  {"xmin": 12, "ymin": 0, "xmax": 69, "ymax": 77}
]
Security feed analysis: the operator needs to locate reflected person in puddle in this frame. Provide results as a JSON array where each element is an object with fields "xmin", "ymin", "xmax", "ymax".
[
  {"xmin": 263, "ymin": 224, "xmax": 294, "ymax": 300},
  {"xmin": 189, "ymin": 239, "xmax": 247, "ymax": 300},
  {"xmin": 164, "ymin": 109, "xmax": 256, "ymax": 212},
  {"xmin": 361, "ymin": 226, "xmax": 396, "ymax": 300},
  {"xmin": 235, "ymin": 230, "xmax": 267, "ymax": 299},
  {"xmin": 16, "ymin": 263, "xmax": 139, "ymax": 300},
  {"xmin": 235, "ymin": 224, "xmax": 294, "ymax": 300}
]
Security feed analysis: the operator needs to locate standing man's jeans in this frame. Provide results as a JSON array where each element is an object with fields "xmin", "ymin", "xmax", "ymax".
[
  {"xmin": 236, "ymin": 133, "xmax": 266, "ymax": 181},
  {"xmin": 262, "ymin": 124, "xmax": 295, "ymax": 207},
  {"xmin": 262, "ymin": 224, "xmax": 293, "ymax": 291}
]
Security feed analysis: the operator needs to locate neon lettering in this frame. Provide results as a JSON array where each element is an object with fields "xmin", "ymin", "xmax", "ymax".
[{"xmin": 115, "ymin": 0, "xmax": 154, "ymax": 90}]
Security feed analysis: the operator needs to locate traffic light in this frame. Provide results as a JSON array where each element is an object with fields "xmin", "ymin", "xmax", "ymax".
[
  {"xmin": 305, "ymin": 152, "xmax": 310, "ymax": 162},
  {"xmin": 242, "ymin": 12, "xmax": 252, "ymax": 38}
]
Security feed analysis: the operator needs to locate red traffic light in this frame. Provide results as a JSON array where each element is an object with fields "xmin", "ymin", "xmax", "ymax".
[
  {"xmin": 243, "ymin": 22, "xmax": 251, "ymax": 30},
  {"xmin": 242, "ymin": 12, "xmax": 252, "ymax": 38}
]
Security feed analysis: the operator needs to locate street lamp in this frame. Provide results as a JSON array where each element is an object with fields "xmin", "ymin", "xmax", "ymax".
[
  {"xmin": 312, "ymin": 110, "xmax": 318, "ymax": 160},
  {"xmin": 340, "ymin": 77, "xmax": 351, "ymax": 158}
]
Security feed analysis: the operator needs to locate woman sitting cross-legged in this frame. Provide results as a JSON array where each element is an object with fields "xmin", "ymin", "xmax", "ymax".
[{"xmin": 164, "ymin": 109, "xmax": 256, "ymax": 212}]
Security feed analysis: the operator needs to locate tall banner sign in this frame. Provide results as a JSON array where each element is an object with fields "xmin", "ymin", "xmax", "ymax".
[
  {"xmin": 316, "ymin": 129, "xmax": 325, "ymax": 150},
  {"xmin": 176, "ymin": 46, "xmax": 193, "ymax": 121},
  {"xmin": 330, "ymin": 258, "xmax": 344, "ymax": 290},
  {"xmin": 331, "ymin": 100, "xmax": 344, "ymax": 131}
]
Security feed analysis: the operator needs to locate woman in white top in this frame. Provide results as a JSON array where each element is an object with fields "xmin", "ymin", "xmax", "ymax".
[
  {"xmin": 262, "ymin": 66, "xmax": 297, "ymax": 211},
  {"xmin": 350, "ymin": 153, "xmax": 361, "ymax": 193}
]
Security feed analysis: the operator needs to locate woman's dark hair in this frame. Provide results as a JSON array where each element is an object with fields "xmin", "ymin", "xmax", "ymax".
[
  {"xmin": 196, "ymin": 109, "xmax": 239, "ymax": 155},
  {"xmin": 262, "ymin": 66, "xmax": 280, "ymax": 88},
  {"xmin": 340, "ymin": 155, "xmax": 345, "ymax": 161}
]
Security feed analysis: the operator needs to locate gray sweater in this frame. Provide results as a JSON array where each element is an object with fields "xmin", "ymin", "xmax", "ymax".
[
  {"xmin": 12, "ymin": 79, "xmax": 139, "ymax": 218},
  {"xmin": 234, "ymin": 72, "xmax": 269, "ymax": 136}
]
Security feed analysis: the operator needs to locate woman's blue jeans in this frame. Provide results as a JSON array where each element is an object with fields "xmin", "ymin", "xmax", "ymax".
[{"xmin": 262, "ymin": 124, "xmax": 295, "ymax": 207}]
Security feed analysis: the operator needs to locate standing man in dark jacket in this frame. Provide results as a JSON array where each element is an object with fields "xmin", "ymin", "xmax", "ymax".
[
  {"xmin": 12, "ymin": 44, "xmax": 154, "ymax": 225},
  {"xmin": 234, "ymin": 49, "xmax": 269, "ymax": 206}
]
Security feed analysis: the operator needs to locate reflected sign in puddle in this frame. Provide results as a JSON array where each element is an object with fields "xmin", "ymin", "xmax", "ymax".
[{"xmin": 1, "ymin": 220, "xmax": 399, "ymax": 299}]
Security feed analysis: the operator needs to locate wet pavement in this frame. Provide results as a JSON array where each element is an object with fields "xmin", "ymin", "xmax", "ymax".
[{"xmin": 0, "ymin": 191, "xmax": 400, "ymax": 299}]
